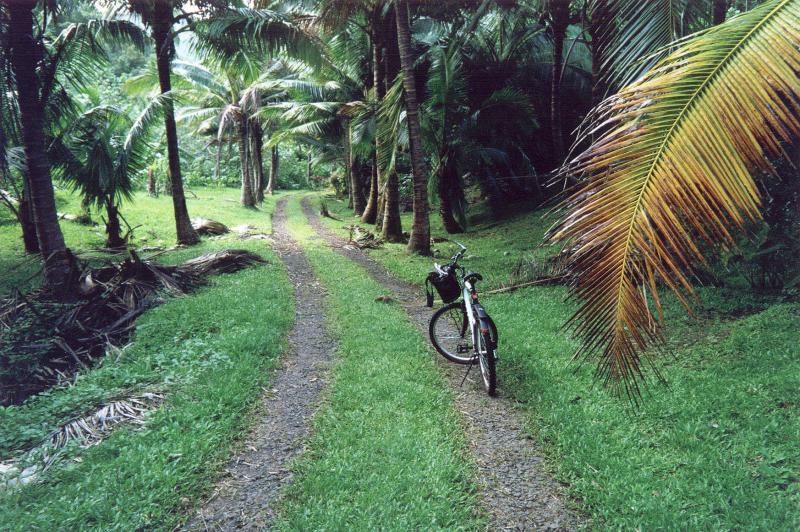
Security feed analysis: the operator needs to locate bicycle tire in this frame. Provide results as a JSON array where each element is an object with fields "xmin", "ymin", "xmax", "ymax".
[
  {"xmin": 429, "ymin": 302, "xmax": 476, "ymax": 364},
  {"xmin": 477, "ymin": 326, "xmax": 497, "ymax": 396}
]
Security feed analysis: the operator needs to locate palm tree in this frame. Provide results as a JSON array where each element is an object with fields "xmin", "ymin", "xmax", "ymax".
[
  {"xmin": 172, "ymin": 59, "xmax": 261, "ymax": 206},
  {"xmin": 127, "ymin": 0, "xmax": 199, "ymax": 245},
  {"xmin": 394, "ymin": 0, "xmax": 430, "ymax": 255},
  {"xmin": 53, "ymin": 103, "xmax": 158, "ymax": 248},
  {"xmin": 6, "ymin": 0, "xmax": 75, "ymax": 289},
  {"xmin": 550, "ymin": 0, "xmax": 800, "ymax": 398},
  {"xmin": 3, "ymin": 2, "xmax": 146, "ymax": 290}
]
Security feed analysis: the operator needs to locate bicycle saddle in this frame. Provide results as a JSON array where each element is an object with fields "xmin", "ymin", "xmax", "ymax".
[{"xmin": 464, "ymin": 271, "xmax": 483, "ymax": 283}]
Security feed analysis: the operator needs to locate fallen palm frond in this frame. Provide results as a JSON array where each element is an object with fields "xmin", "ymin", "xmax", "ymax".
[
  {"xmin": 345, "ymin": 224, "xmax": 383, "ymax": 249},
  {"xmin": 191, "ymin": 217, "xmax": 229, "ymax": 235},
  {"xmin": 0, "ymin": 249, "xmax": 266, "ymax": 405},
  {"xmin": 178, "ymin": 249, "xmax": 266, "ymax": 276},
  {"xmin": 0, "ymin": 392, "xmax": 163, "ymax": 490},
  {"xmin": 549, "ymin": 0, "xmax": 800, "ymax": 400}
]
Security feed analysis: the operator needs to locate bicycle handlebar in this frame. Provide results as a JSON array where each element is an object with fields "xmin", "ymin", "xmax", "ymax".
[{"xmin": 449, "ymin": 241, "xmax": 467, "ymax": 266}]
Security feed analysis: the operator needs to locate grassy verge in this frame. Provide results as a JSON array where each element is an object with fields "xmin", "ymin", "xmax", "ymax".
[
  {"xmin": 316, "ymin": 194, "xmax": 800, "ymax": 529},
  {"xmin": 0, "ymin": 187, "xmax": 278, "ymax": 295},
  {"xmin": 0, "ymin": 189, "xmax": 295, "ymax": 530},
  {"xmin": 274, "ymin": 195, "xmax": 482, "ymax": 530}
]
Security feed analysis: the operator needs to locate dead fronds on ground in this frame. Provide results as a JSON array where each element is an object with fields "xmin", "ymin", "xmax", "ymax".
[
  {"xmin": 0, "ymin": 249, "xmax": 266, "ymax": 406},
  {"xmin": 345, "ymin": 225, "xmax": 383, "ymax": 249}
]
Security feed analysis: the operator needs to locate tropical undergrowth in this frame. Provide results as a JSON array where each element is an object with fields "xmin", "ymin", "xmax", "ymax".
[{"xmin": 317, "ymin": 193, "xmax": 799, "ymax": 529}]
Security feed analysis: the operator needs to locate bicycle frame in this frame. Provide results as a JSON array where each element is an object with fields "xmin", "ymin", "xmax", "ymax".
[{"xmin": 462, "ymin": 279, "xmax": 489, "ymax": 357}]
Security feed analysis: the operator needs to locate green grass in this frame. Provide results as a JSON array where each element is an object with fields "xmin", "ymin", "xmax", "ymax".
[
  {"xmin": 0, "ymin": 188, "xmax": 295, "ymax": 530},
  {"xmin": 317, "ymin": 194, "xmax": 800, "ymax": 529},
  {"xmin": 0, "ymin": 187, "xmax": 280, "ymax": 296},
  {"xmin": 274, "ymin": 195, "xmax": 482, "ymax": 530},
  {"xmin": 322, "ymin": 194, "xmax": 552, "ymax": 291}
]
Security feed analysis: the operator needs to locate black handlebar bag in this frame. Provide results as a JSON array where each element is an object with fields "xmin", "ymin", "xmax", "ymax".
[{"xmin": 425, "ymin": 270, "xmax": 461, "ymax": 307}]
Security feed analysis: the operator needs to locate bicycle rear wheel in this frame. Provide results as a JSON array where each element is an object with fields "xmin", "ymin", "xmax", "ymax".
[{"xmin": 429, "ymin": 302, "xmax": 476, "ymax": 364}]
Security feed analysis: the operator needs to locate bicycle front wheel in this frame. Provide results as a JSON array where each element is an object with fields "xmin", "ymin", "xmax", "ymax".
[
  {"xmin": 477, "ymin": 324, "xmax": 497, "ymax": 396},
  {"xmin": 429, "ymin": 302, "xmax": 476, "ymax": 365}
]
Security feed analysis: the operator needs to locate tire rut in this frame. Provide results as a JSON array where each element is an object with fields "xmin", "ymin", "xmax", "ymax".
[
  {"xmin": 183, "ymin": 197, "xmax": 335, "ymax": 531},
  {"xmin": 300, "ymin": 196, "xmax": 585, "ymax": 530}
]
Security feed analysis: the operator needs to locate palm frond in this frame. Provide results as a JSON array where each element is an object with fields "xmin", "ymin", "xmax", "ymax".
[
  {"xmin": 196, "ymin": 7, "xmax": 325, "ymax": 68},
  {"xmin": 550, "ymin": 0, "xmax": 800, "ymax": 400},
  {"xmin": 600, "ymin": 0, "xmax": 713, "ymax": 89}
]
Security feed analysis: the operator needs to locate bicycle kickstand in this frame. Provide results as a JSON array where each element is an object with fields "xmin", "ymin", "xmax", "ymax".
[{"xmin": 459, "ymin": 363, "xmax": 474, "ymax": 388}]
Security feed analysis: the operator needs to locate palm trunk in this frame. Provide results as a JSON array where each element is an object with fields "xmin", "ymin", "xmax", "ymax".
[
  {"xmin": 395, "ymin": 0, "xmax": 430, "ymax": 255},
  {"xmin": 438, "ymin": 159, "xmax": 463, "ymax": 234},
  {"xmin": 105, "ymin": 198, "xmax": 125, "ymax": 249},
  {"xmin": 550, "ymin": 5, "xmax": 569, "ymax": 165},
  {"xmin": 267, "ymin": 145, "xmax": 279, "ymax": 195},
  {"xmin": 306, "ymin": 152, "xmax": 312, "ymax": 188},
  {"xmin": 361, "ymin": 25, "xmax": 384, "ymax": 224},
  {"xmin": 9, "ymin": 1, "xmax": 75, "ymax": 291},
  {"xmin": 253, "ymin": 122, "xmax": 265, "ymax": 203},
  {"xmin": 147, "ymin": 167, "xmax": 158, "ymax": 197},
  {"xmin": 362, "ymin": 158, "xmax": 378, "ymax": 223},
  {"xmin": 344, "ymin": 122, "xmax": 354, "ymax": 208},
  {"xmin": 152, "ymin": 13, "xmax": 198, "ymax": 245},
  {"xmin": 380, "ymin": 12, "xmax": 403, "ymax": 241},
  {"xmin": 713, "ymin": 0, "xmax": 728, "ymax": 24},
  {"xmin": 20, "ymin": 173, "xmax": 39, "ymax": 253},
  {"xmin": 238, "ymin": 118, "xmax": 255, "ymax": 207},
  {"xmin": 346, "ymin": 121, "xmax": 365, "ymax": 213}
]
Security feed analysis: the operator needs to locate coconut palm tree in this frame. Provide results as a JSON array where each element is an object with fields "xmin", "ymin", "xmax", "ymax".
[
  {"xmin": 126, "ymin": 0, "xmax": 200, "ymax": 245},
  {"xmin": 171, "ymin": 59, "xmax": 262, "ymax": 206},
  {"xmin": 550, "ymin": 0, "xmax": 800, "ymax": 399},
  {"xmin": 394, "ymin": 0, "xmax": 430, "ymax": 255}
]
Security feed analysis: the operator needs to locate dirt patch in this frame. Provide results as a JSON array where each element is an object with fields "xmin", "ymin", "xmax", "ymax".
[
  {"xmin": 183, "ymin": 198, "xmax": 335, "ymax": 530},
  {"xmin": 300, "ymin": 196, "xmax": 585, "ymax": 530}
]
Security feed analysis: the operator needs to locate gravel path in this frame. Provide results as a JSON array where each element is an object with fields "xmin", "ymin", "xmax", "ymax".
[
  {"xmin": 183, "ymin": 198, "xmax": 335, "ymax": 531},
  {"xmin": 301, "ymin": 196, "xmax": 585, "ymax": 530}
]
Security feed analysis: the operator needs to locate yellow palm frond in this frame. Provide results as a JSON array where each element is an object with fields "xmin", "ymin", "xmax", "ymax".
[{"xmin": 550, "ymin": 0, "xmax": 800, "ymax": 399}]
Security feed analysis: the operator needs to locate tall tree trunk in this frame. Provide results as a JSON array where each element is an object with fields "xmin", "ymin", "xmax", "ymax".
[
  {"xmin": 147, "ymin": 167, "xmax": 158, "ymax": 197},
  {"xmin": 344, "ymin": 121, "xmax": 354, "ymax": 208},
  {"xmin": 8, "ymin": 1, "xmax": 75, "ymax": 291},
  {"xmin": 306, "ymin": 152, "xmax": 312, "ymax": 188},
  {"xmin": 214, "ymin": 140, "xmax": 222, "ymax": 183},
  {"xmin": 20, "ymin": 173, "xmax": 39, "ymax": 253},
  {"xmin": 713, "ymin": 0, "xmax": 728, "ymax": 24},
  {"xmin": 438, "ymin": 159, "xmax": 463, "ymax": 234},
  {"xmin": 550, "ymin": 3, "xmax": 570, "ymax": 165},
  {"xmin": 105, "ymin": 198, "xmax": 125, "ymax": 249},
  {"xmin": 362, "ymin": 158, "xmax": 378, "ymax": 223},
  {"xmin": 253, "ymin": 122, "xmax": 265, "ymax": 203},
  {"xmin": 381, "ymin": 11, "xmax": 403, "ymax": 241},
  {"xmin": 152, "ymin": 12, "xmax": 199, "ymax": 245},
  {"xmin": 361, "ymin": 25, "xmax": 384, "ymax": 224},
  {"xmin": 347, "ymin": 122, "xmax": 366, "ymax": 214},
  {"xmin": 395, "ymin": 0, "xmax": 430, "ymax": 255},
  {"xmin": 267, "ymin": 145, "xmax": 279, "ymax": 195},
  {"xmin": 238, "ymin": 118, "xmax": 255, "ymax": 207},
  {"xmin": 382, "ymin": 165, "xmax": 403, "ymax": 241}
]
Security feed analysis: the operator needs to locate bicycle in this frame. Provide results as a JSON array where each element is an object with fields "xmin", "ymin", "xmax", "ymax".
[{"xmin": 425, "ymin": 243, "xmax": 498, "ymax": 396}]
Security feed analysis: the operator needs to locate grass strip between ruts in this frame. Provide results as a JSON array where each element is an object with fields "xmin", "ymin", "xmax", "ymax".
[{"xmin": 273, "ymin": 195, "xmax": 483, "ymax": 530}]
